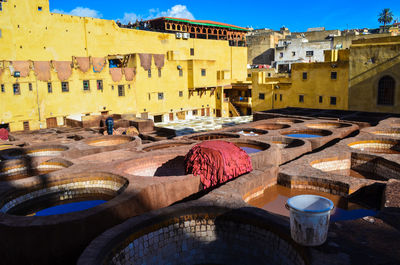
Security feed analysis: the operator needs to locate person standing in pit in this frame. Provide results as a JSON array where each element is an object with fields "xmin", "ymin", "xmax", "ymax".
[{"xmin": 105, "ymin": 116, "xmax": 114, "ymax": 135}]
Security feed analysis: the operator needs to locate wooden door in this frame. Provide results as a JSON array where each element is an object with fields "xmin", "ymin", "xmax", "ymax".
[
  {"xmin": 201, "ymin": 108, "xmax": 205, "ymax": 116},
  {"xmin": 169, "ymin": 113, "xmax": 174, "ymax": 121},
  {"xmin": 46, "ymin": 117, "xmax": 57, "ymax": 128},
  {"xmin": 216, "ymin": 109, "xmax": 221, "ymax": 117},
  {"xmin": 23, "ymin": 121, "xmax": 30, "ymax": 131},
  {"xmin": 206, "ymin": 108, "xmax": 210, "ymax": 116}
]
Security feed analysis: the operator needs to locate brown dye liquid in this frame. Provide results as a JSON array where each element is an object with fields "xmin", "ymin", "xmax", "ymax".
[{"xmin": 248, "ymin": 185, "xmax": 376, "ymax": 222}]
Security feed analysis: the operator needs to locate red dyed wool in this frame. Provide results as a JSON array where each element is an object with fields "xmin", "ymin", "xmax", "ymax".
[
  {"xmin": 0, "ymin": 128, "xmax": 9, "ymax": 141},
  {"xmin": 184, "ymin": 140, "xmax": 253, "ymax": 189}
]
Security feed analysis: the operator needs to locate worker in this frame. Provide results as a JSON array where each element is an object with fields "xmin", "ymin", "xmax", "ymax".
[{"xmin": 105, "ymin": 116, "xmax": 114, "ymax": 135}]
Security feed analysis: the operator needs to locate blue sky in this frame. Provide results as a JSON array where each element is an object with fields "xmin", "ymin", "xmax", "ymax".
[{"xmin": 49, "ymin": 0, "xmax": 400, "ymax": 32}]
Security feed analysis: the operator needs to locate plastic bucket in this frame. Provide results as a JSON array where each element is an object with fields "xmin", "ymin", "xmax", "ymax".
[{"xmin": 286, "ymin": 195, "xmax": 334, "ymax": 246}]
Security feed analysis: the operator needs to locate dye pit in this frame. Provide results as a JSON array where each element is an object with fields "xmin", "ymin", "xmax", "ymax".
[
  {"xmin": 247, "ymin": 185, "xmax": 377, "ymax": 222},
  {"xmin": 31, "ymin": 200, "xmax": 106, "ymax": 216},
  {"xmin": 235, "ymin": 143, "xmax": 266, "ymax": 154},
  {"xmin": 286, "ymin": 133, "xmax": 322, "ymax": 138}
]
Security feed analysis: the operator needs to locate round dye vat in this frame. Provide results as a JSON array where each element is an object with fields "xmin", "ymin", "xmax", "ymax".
[
  {"xmin": 348, "ymin": 140, "xmax": 400, "ymax": 154},
  {"xmin": 247, "ymin": 185, "xmax": 376, "ymax": 222},
  {"xmin": 286, "ymin": 134, "xmax": 322, "ymax": 138},
  {"xmin": 235, "ymin": 143, "xmax": 267, "ymax": 154},
  {"xmin": 33, "ymin": 200, "xmax": 106, "ymax": 216}
]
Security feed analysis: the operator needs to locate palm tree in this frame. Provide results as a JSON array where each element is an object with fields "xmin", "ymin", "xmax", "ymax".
[{"xmin": 378, "ymin": 8, "xmax": 394, "ymax": 30}]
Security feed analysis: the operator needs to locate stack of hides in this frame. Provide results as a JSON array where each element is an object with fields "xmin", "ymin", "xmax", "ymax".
[
  {"xmin": 0, "ymin": 128, "xmax": 9, "ymax": 141},
  {"xmin": 185, "ymin": 140, "xmax": 253, "ymax": 189}
]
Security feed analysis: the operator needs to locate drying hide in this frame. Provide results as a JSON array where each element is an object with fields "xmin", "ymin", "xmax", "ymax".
[
  {"xmin": 138, "ymin": 53, "xmax": 152, "ymax": 71},
  {"xmin": 33, "ymin": 61, "xmax": 51, "ymax": 81},
  {"xmin": 123, "ymin": 67, "xmax": 136, "ymax": 81},
  {"xmin": 184, "ymin": 140, "xmax": 253, "ymax": 189},
  {"xmin": 153, "ymin": 54, "xmax": 165, "ymax": 69},
  {"xmin": 11, "ymin": 61, "xmax": 30, "ymax": 77},
  {"xmin": 52, "ymin": 61, "xmax": 72, "ymax": 81},
  {"xmin": 92, "ymin": 57, "xmax": 106, "ymax": 73},
  {"xmin": 109, "ymin": 68, "xmax": 123, "ymax": 82},
  {"xmin": 75, "ymin": 57, "xmax": 90, "ymax": 72}
]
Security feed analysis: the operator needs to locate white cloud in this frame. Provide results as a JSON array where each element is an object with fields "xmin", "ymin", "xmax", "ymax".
[
  {"xmin": 52, "ymin": 7, "xmax": 103, "ymax": 19},
  {"xmin": 119, "ymin": 13, "xmax": 140, "ymax": 24},
  {"xmin": 117, "ymin": 5, "xmax": 195, "ymax": 23},
  {"xmin": 158, "ymin": 5, "xmax": 194, "ymax": 20}
]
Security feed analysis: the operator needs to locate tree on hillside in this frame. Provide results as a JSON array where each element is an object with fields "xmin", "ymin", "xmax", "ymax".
[{"xmin": 378, "ymin": 8, "xmax": 394, "ymax": 30}]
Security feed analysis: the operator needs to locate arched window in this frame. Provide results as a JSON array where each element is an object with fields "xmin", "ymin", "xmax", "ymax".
[
  {"xmin": 377, "ymin": 76, "xmax": 395, "ymax": 105},
  {"xmin": 172, "ymin": 24, "xmax": 176, "ymax": 30}
]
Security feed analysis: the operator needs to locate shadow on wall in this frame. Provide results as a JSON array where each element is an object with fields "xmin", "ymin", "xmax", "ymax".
[{"xmin": 253, "ymin": 48, "xmax": 275, "ymax": 65}]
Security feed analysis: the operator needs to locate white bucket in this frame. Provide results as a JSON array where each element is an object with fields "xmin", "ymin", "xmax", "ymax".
[{"xmin": 286, "ymin": 195, "xmax": 334, "ymax": 246}]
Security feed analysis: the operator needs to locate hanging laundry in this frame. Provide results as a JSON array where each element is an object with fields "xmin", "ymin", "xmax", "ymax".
[
  {"xmin": 153, "ymin": 54, "xmax": 165, "ymax": 69},
  {"xmin": 75, "ymin": 57, "xmax": 90, "ymax": 72},
  {"xmin": 52, "ymin": 61, "xmax": 72, "ymax": 81},
  {"xmin": 123, "ymin": 67, "xmax": 136, "ymax": 81},
  {"xmin": 109, "ymin": 68, "xmax": 123, "ymax": 82},
  {"xmin": 33, "ymin": 61, "xmax": 51, "ymax": 81},
  {"xmin": 92, "ymin": 57, "xmax": 106, "ymax": 73},
  {"xmin": 138, "ymin": 53, "xmax": 152, "ymax": 71},
  {"xmin": 11, "ymin": 61, "xmax": 30, "ymax": 77}
]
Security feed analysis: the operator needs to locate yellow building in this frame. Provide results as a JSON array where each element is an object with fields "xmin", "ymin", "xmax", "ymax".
[
  {"xmin": 252, "ymin": 50, "xmax": 349, "ymax": 112},
  {"xmin": 349, "ymin": 36, "xmax": 400, "ymax": 113},
  {"xmin": 0, "ymin": 0, "xmax": 248, "ymax": 132}
]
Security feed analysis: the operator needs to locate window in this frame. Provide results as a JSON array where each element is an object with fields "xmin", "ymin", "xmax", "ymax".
[
  {"xmin": 330, "ymin": 96, "xmax": 337, "ymax": 105},
  {"xmin": 299, "ymin": 95, "xmax": 304, "ymax": 103},
  {"xmin": 377, "ymin": 76, "xmax": 395, "ymax": 105},
  {"xmin": 13, "ymin": 84, "xmax": 20, "ymax": 95},
  {"xmin": 158, "ymin": 69, "xmax": 162, "ymax": 77},
  {"xmin": 201, "ymin": 69, "xmax": 206, "ymax": 76},
  {"xmin": 47, "ymin": 82, "xmax": 52, "ymax": 93},
  {"xmin": 179, "ymin": 91, "xmax": 183, "ymax": 97},
  {"xmin": 158, "ymin": 92, "xmax": 164, "ymax": 100},
  {"xmin": 331, "ymin": 72, "xmax": 337, "ymax": 80},
  {"xmin": 274, "ymin": 94, "xmax": 277, "ymax": 101},
  {"xmin": 292, "ymin": 51, "xmax": 296, "ymax": 56},
  {"xmin": 38, "ymin": 6, "xmax": 43, "ymax": 11},
  {"xmin": 319, "ymin": 96, "xmax": 323, "ymax": 103},
  {"xmin": 83, "ymin": 80, "xmax": 90, "ymax": 91},
  {"xmin": 259, "ymin": 93, "xmax": 265, "ymax": 100},
  {"xmin": 190, "ymin": 48, "xmax": 194, "ymax": 56},
  {"xmin": 61, "ymin": 82, "xmax": 69, "ymax": 92},
  {"xmin": 148, "ymin": 69, "xmax": 151, "ymax": 78},
  {"xmin": 96, "ymin": 80, "xmax": 103, "ymax": 90},
  {"xmin": 302, "ymin": 72, "xmax": 307, "ymax": 80},
  {"xmin": 1, "ymin": 84, "xmax": 4, "ymax": 93},
  {"xmin": 154, "ymin": 115, "xmax": 163, "ymax": 123},
  {"xmin": 0, "ymin": 2, "xmax": 2, "ymax": 11},
  {"xmin": 193, "ymin": 110, "xmax": 198, "ymax": 115},
  {"xmin": 118, "ymin": 85, "xmax": 125, "ymax": 97},
  {"xmin": 306, "ymin": 51, "xmax": 314, "ymax": 57},
  {"xmin": 279, "ymin": 52, "xmax": 283, "ymax": 58},
  {"xmin": 280, "ymin": 94, "xmax": 282, "ymax": 101},
  {"xmin": 268, "ymin": 73, "xmax": 271, "ymax": 77},
  {"xmin": 29, "ymin": 83, "xmax": 33, "ymax": 91},
  {"xmin": 179, "ymin": 69, "xmax": 183, "ymax": 77},
  {"xmin": 247, "ymin": 73, "xmax": 251, "ymax": 78}
]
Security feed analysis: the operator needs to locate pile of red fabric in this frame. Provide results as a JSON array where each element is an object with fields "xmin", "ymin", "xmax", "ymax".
[
  {"xmin": 185, "ymin": 140, "xmax": 253, "ymax": 189},
  {"xmin": 0, "ymin": 128, "xmax": 9, "ymax": 141}
]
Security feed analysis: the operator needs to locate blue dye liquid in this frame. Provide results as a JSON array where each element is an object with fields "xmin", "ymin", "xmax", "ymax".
[
  {"xmin": 286, "ymin": 134, "xmax": 322, "ymax": 138},
  {"xmin": 34, "ymin": 200, "xmax": 106, "ymax": 216},
  {"xmin": 240, "ymin": 147, "xmax": 263, "ymax": 154},
  {"xmin": 330, "ymin": 208, "xmax": 377, "ymax": 222}
]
